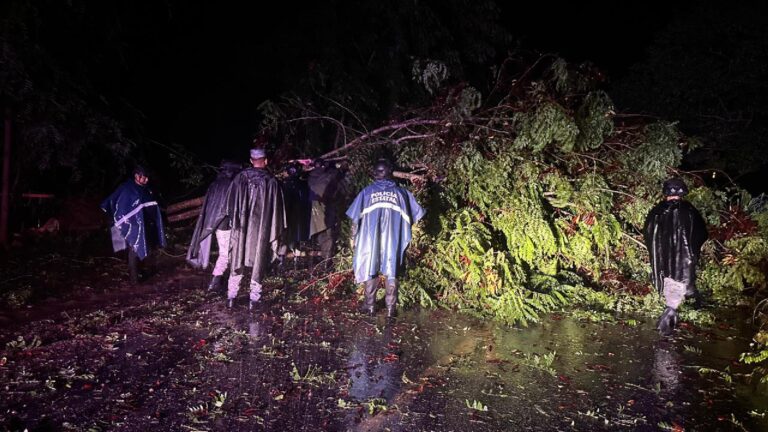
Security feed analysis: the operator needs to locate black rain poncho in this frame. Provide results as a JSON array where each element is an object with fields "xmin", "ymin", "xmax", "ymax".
[
  {"xmin": 346, "ymin": 179, "xmax": 425, "ymax": 283},
  {"xmin": 308, "ymin": 165, "xmax": 343, "ymax": 237},
  {"xmin": 643, "ymin": 199, "xmax": 708, "ymax": 294},
  {"xmin": 186, "ymin": 162, "xmax": 241, "ymax": 268},
  {"xmin": 281, "ymin": 175, "xmax": 311, "ymax": 247},
  {"xmin": 225, "ymin": 167, "xmax": 286, "ymax": 282}
]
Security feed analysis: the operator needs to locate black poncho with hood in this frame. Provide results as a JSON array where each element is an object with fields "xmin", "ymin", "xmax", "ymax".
[
  {"xmin": 281, "ymin": 173, "xmax": 311, "ymax": 247},
  {"xmin": 186, "ymin": 161, "xmax": 241, "ymax": 269},
  {"xmin": 225, "ymin": 167, "xmax": 286, "ymax": 282},
  {"xmin": 642, "ymin": 199, "xmax": 708, "ymax": 294},
  {"xmin": 308, "ymin": 164, "xmax": 343, "ymax": 237}
]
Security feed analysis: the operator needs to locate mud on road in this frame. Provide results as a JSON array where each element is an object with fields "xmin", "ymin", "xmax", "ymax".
[{"xmin": 1, "ymin": 251, "xmax": 767, "ymax": 431}]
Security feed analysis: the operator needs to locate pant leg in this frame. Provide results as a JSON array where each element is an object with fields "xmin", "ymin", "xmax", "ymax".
[
  {"xmin": 249, "ymin": 281, "xmax": 262, "ymax": 302},
  {"xmin": 212, "ymin": 229, "xmax": 231, "ymax": 276},
  {"xmin": 663, "ymin": 277, "xmax": 686, "ymax": 309},
  {"xmin": 127, "ymin": 247, "xmax": 139, "ymax": 283},
  {"xmin": 364, "ymin": 278, "xmax": 378, "ymax": 309},
  {"xmin": 249, "ymin": 261, "xmax": 264, "ymax": 301},
  {"xmin": 385, "ymin": 278, "xmax": 398, "ymax": 309},
  {"xmin": 227, "ymin": 273, "xmax": 243, "ymax": 300},
  {"xmin": 317, "ymin": 229, "xmax": 336, "ymax": 260}
]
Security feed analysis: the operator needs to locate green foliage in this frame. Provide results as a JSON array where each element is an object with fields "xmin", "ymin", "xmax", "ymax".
[
  {"xmin": 465, "ymin": 399, "xmax": 488, "ymax": 412},
  {"xmin": 303, "ymin": 56, "xmax": 768, "ymax": 328},
  {"xmin": 520, "ymin": 350, "xmax": 557, "ymax": 376},
  {"xmin": 411, "ymin": 59, "xmax": 449, "ymax": 95},
  {"xmin": 575, "ymin": 91, "xmax": 614, "ymax": 151},
  {"xmin": 619, "ymin": 122, "xmax": 682, "ymax": 183},
  {"xmin": 698, "ymin": 236, "xmax": 768, "ymax": 305},
  {"xmin": 687, "ymin": 186, "xmax": 728, "ymax": 226},
  {"xmin": 513, "ymin": 103, "xmax": 579, "ymax": 153}
]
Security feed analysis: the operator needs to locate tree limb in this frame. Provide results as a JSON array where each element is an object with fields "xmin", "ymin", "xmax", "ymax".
[{"xmin": 320, "ymin": 118, "xmax": 446, "ymax": 159}]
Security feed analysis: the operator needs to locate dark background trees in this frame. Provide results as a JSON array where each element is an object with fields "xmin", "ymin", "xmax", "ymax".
[
  {"xmin": 612, "ymin": 1, "xmax": 768, "ymax": 189},
  {"xmin": 1, "ymin": 0, "xmax": 766, "ymax": 202}
]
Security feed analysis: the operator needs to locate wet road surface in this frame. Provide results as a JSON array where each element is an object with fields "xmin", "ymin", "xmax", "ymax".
[{"xmin": 1, "ymin": 261, "xmax": 766, "ymax": 431}]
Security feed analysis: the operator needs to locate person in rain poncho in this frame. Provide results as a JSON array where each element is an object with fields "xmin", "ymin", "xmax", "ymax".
[
  {"xmin": 308, "ymin": 158, "xmax": 344, "ymax": 269},
  {"xmin": 346, "ymin": 158, "xmax": 425, "ymax": 317},
  {"xmin": 643, "ymin": 178, "xmax": 708, "ymax": 336},
  {"xmin": 186, "ymin": 160, "xmax": 242, "ymax": 291},
  {"xmin": 100, "ymin": 165, "xmax": 166, "ymax": 284},
  {"xmin": 224, "ymin": 148, "xmax": 286, "ymax": 310},
  {"xmin": 277, "ymin": 162, "xmax": 311, "ymax": 271}
]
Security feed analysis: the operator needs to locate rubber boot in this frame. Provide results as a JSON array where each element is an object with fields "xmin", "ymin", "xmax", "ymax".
[
  {"xmin": 207, "ymin": 275, "xmax": 222, "ymax": 292},
  {"xmin": 249, "ymin": 282, "xmax": 262, "ymax": 312},
  {"xmin": 361, "ymin": 279, "xmax": 377, "ymax": 316},
  {"xmin": 656, "ymin": 307, "xmax": 678, "ymax": 336},
  {"xmin": 385, "ymin": 279, "xmax": 398, "ymax": 318}
]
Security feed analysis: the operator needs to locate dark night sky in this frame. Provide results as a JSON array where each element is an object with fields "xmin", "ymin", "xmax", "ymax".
[
  {"xmin": 101, "ymin": 1, "xmax": 699, "ymax": 163},
  {"xmin": 499, "ymin": 2, "xmax": 695, "ymax": 75},
  {"xmin": 8, "ymin": 0, "xmax": 742, "ymax": 181}
]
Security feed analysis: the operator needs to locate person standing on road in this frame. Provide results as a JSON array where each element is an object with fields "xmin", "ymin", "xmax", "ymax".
[
  {"xmin": 224, "ymin": 148, "xmax": 286, "ymax": 310},
  {"xmin": 186, "ymin": 160, "xmax": 242, "ymax": 291},
  {"xmin": 643, "ymin": 177, "xmax": 708, "ymax": 336},
  {"xmin": 346, "ymin": 158, "xmax": 425, "ymax": 318},
  {"xmin": 308, "ymin": 158, "xmax": 344, "ymax": 271},
  {"xmin": 277, "ymin": 162, "xmax": 311, "ymax": 272},
  {"xmin": 100, "ymin": 165, "xmax": 166, "ymax": 284}
]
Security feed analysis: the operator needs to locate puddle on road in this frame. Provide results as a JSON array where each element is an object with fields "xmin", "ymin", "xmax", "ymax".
[{"xmin": 332, "ymin": 309, "xmax": 767, "ymax": 431}]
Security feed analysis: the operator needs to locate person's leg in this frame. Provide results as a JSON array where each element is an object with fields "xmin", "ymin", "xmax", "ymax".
[
  {"xmin": 361, "ymin": 278, "xmax": 378, "ymax": 315},
  {"xmin": 248, "ymin": 280, "xmax": 262, "ymax": 310},
  {"xmin": 276, "ymin": 243, "xmax": 288, "ymax": 274},
  {"xmin": 292, "ymin": 247, "xmax": 301, "ymax": 270},
  {"xmin": 212, "ymin": 230, "xmax": 231, "ymax": 276},
  {"xmin": 209, "ymin": 230, "xmax": 230, "ymax": 291},
  {"xmin": 658, "ymin": 277, "xmax": 685, "ymax": 336},
  {"xmin": 127, "ymin": 247, "xmax": 139, "ymax": 284},
  {"xmin": 226, "ymin": 273, "xmax": 243, "ymax": 307},
  {"xmin": 317, "ymin": 229, "xmax": 335, "ymax": 269},
  {"xmin": 248, "ymin": 258, "xmax": 266, "ymax": 310},
  {"xmin": 385, "ymin": 278, "xmax": 398, "ymax": 318}
]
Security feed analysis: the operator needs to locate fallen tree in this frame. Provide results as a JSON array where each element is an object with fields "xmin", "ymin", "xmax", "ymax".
[{"xmin": 263, "ymin": 56, "xmax": 768, "ymax": 332}]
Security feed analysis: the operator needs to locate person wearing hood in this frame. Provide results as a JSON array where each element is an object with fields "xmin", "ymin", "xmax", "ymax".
[
  {"xmin": 100, "ymin": 165, "xmax": 166, "ymax": 284},
  {"xmin": 643, "ymin": 177, "xmax": 708, "ymax": 336},
  {"xmin": 346, "ymin": 158, "xmax": 425, "ymax": 318},
  {"xmin": 186, "ymin": 160, "xmax": 242, "ymax": 291},
  {"xmin": 224, "ymin": 148, "xmax": 286, "ymax": 310},
  {"xmin": 277, "ymin": 162, "xmax": 311, "ymax": 271},
  {"xmin": 308, "ymin": 158, "xmax": 344, "ymax": 270}
]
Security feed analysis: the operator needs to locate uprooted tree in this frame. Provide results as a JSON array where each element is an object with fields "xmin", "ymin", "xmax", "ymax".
[
  {"xmin": 260, "ymin": 56, "xmax": 768, "ymax": 385},
  {"xmin": 263, "ymin": 56, "xmax": 768, "ymax": 324}
]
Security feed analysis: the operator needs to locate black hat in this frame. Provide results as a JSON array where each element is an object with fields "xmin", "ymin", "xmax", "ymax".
[
  {"xmin": 373, "ymin": 158, "xmax": 393, "ymax": 180},
  {"xmin": 133, "ymin": 165, "xmax": 150, "ymax": 177},
  {"xmin": 662, "ymin": 178, "xmax": 689, "ymax": 197}
]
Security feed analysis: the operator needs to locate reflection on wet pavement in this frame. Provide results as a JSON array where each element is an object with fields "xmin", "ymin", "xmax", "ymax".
[
  {"xmin": 347, "ymin": 322, "xmax": 403, "ymax": 403},
  {"xmin": 2, "ymin": 274, "xmax": 767, "ymax": 431}
]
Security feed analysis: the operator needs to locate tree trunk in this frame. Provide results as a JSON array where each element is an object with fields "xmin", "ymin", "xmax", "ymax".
[
  {"xmin": 167, "ymin": 196, "xmax": 204, "ymax": 214},
  {"xmin": 0, "ymin": 108, "xmax": 11, "ymax": 247}
]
